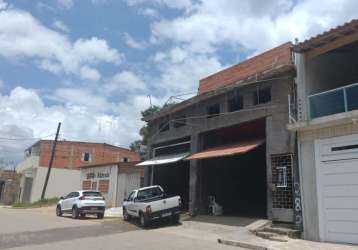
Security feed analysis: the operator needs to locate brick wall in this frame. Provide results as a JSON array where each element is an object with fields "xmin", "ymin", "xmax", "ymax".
[
  {"xmin": 37, "ymin": 141, "xmax": 140, "ymax": 169},
  {"xmin": 0, "ymin": 170, "xmax": 20, "ymax": 205},
  {"xmin": 199, "ymin": 42, "xmax": 292, "ymax": 94},
  {"xmin": 271, "ymin": 154, "xmax": 294, "ymax": 209}
]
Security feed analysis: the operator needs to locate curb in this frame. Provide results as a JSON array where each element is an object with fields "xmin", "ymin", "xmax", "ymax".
[{"xmin": 218, "ymin": 238, "xmax": 279, "ymax": 250}]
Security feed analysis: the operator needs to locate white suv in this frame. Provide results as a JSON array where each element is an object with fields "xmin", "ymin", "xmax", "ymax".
[{"xmin": 56, "ymin": 190, "xmax": 106, "ymax": 219}]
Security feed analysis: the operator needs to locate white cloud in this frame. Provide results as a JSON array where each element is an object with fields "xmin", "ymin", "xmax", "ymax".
[
  {"xmin": 0, "ymin": 8, "xmax": 122, "ymax": 80},
  {"xmin": 106, "ymin": 71, "xmax": 147, "ymax": 93},
  {"xmin": 79, "ymin": 66, "xmax": 101, "ymax": 82},
  {"xmin": 154, "ymin": 49, "xmax": 223, "ymax": 93},
  {"xmin": 149, "ymin": 0, "xmax": 358, "ymax": 54},
  {"xmin": 140, "ymin": 8, "xmax": 159, "ymax": 18},
  {"xmin": 57, "ymin": 0, "xmax": 74, "ymax": 9},
  {"xmin": 0, "ymin": 0, "xmax": 7, "ymax": 10},
  {"xmin": 0, "ymin": 86, "xmax": 148, "ymax": 165},
  {"xmin": 53, "ymin": 19, "xmax": 70, "ymax": 33},
  {"xmin": 123, "ymin": 32, "xmax": 147, "ymax": 49}
]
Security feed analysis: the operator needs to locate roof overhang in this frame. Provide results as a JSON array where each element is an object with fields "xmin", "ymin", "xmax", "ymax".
[
  {"xmin": 293, "ymin": 19, "xmax": 358, "ymax": 59},
  {"xmin": 185, "ymin": 139, "xmax": 265, "ymax": 161},
  {"xmin": 136, "ymin": 152, "xmax": 189, "ymax": 166}
]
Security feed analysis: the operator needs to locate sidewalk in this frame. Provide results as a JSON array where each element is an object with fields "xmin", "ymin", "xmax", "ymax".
[
  {"xmin": 218, "ymin": 228, "xmax": 358, "ymax": 250},
  {"xmin": 104, "ymin": 207, "xmax": 122, "ymax": 218}
]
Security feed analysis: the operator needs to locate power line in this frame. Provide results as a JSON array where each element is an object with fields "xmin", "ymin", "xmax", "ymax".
[{"xmin": 0, "ymin": 133, "xmax": 56, "ymax": 141}]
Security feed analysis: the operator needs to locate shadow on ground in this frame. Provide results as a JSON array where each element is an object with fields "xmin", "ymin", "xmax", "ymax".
[{"xmin": 183, "ymin": 215, "xmax": 260, "ymax": 227}]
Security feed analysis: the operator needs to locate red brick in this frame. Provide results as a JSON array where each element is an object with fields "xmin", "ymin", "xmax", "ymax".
[
  {"xmin": 37, "ymin": 140, "xmax": 140, "ymax": 169},
  {"xmin": 199, "ymin": 42, "xmax": 293, "ymax": 94}
]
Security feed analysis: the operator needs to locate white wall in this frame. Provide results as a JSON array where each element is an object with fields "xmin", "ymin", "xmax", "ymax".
[
  {"xmin": 16, "ymin": 156, "xmax": 39, "ymax": 173},
  {"xmin": 299, "ymin": 122, "xmax": 358, "ymax": 241},
  {"xmin": 80, "ymin": 165, "xmax": 118, "ymax": 207},
  {"xmin": 30, "ymin": 167, "xmax": 81, "ymax": 203}
]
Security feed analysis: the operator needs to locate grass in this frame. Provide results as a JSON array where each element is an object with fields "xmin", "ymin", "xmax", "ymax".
[{"xmin": 12, "ymin": 197, "xmax": 59, "ymax": 208}]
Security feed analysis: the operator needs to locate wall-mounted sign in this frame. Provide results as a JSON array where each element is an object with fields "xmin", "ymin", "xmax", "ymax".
[{"xmin": 86, "ymin": 171, "xmax": 110, "ymax": 180}]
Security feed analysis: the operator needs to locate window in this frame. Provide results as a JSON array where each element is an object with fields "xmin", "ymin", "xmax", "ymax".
[
  {"xmin": 98, "ymin": 180, "xmax": 109, "ymax": 193},
  {"xmin": 159, "ymin": 119, "xmax": 169, "ymax": 132},
  {"xmin": 254, "ymin": 87, "xmax": 271, "ymax": 105},
  {"xmin": 83, "ymin": 191, "xmax": 102, "ymax": 197},
  {"xmin": 207, "ymin": 103, "xmax": 220, "ymax": 118},
  {"xmin": 127, "ymin": 191, "xmax": 135, "ymax": 201},
  {"xmin": 276, "ymin": 166, "xmax": 287, "ymax": 188},
  {"xmin": 122, "ymin": 157, "xmax": 129, "ymax": 162},
  {"xmin": 82, "ymin": 152, "xmax": 92, "ymax": 162},
  {"xmin": 173, "ymin": 115, "xmax": 186, "ymax": 128},
  {"xmin": 82, "ymin": 180, "xmax": 91, "ymax": 190},
  {"xmin": 228, "ymin": 95, "xmax": 243, "ymax": 112},
  {"xmin": 137, "ymin": 187, "xmax": 163, "ymax": 201}
]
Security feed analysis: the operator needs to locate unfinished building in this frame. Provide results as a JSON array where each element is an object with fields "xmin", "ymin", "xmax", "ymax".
[{"xmin": 140, "ymin": 42, "xmax": 298, "ymax": 223}]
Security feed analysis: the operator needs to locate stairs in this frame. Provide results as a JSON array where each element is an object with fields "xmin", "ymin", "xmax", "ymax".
[{"xmin": 251, "ymin": 222, "xmax": 301, "ymax": 242}]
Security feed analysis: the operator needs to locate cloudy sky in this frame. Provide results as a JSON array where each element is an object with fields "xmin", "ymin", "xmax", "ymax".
[{"xmin": 0, "ymin": 0, "xmax": 357, "ymax": 166}]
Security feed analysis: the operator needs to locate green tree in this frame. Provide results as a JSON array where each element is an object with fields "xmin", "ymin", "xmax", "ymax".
[{"xmin": 130, "ymin": 105, "xmax": 162, "ymax": 154}]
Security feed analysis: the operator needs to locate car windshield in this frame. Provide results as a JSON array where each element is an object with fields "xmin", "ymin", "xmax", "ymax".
[
  {"xmin": 137, "ymin": 187, "xmax": 163, "ymax": 201},
  {"xmin": 83, "ymin": 191, "xmax": 102, "ymax": 197}
]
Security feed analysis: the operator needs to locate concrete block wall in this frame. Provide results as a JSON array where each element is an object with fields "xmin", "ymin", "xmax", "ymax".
[{"xmin": 146, "ymin": 77, "xmax": 296, "ymax": 222}]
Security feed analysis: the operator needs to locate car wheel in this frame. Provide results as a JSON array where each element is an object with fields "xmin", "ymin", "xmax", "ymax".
[
  {"xmin": 72, "ymin": 206, "xmax": 79, "ymax": 219},
  {"xmin": 97, "ymin": 213, "xmax": 104, "ymax": 219},
  {"xmin": 172, "ymin": 214, "xmax": 180, "ymax": 224},
  {"xmin": 140, "ymin": 213, "xmax": 148, "ymax": 227},
  {"xmin": 56, "ymin": 205, "xmax": 62, "ymax": 217},
  {"xmin": 123, "ymin": 208, "xmax": 131, "ymax": 221}
]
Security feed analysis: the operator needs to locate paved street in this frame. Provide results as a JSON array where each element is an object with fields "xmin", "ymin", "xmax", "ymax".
[{"xmin": 0, "ymin": 207, "xmax": 241, "ymax": 250}]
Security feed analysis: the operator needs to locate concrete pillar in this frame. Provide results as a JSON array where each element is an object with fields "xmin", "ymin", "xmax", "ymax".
[
  {"xmin": 189, "ymin": 134, "xmax": 200, "ymax": 216},
  {"xmin": 265, "ymin": 116, "xmax": 273, "ymax": 220},
  {"xmin": 295, "ymin": 53, "xmax": 308, "ymax": 121}
]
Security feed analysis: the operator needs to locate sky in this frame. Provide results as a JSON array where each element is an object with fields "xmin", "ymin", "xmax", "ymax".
[{"xmin": 0, "ymin": 0, "xmax": 357, "ymax": 167}]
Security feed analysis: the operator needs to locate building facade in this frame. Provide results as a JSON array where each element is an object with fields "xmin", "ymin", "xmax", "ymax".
[
  {"xmin": 80, "ymin": 161, "xmax": 143, "ymax": 208},
  {"xmin": 16, "ymin": 140, "xmax": 140, "ymax": 203},
  {"xmin": 288, "ymin": 20, "xmax": 358, "ymax": 244},
  {"xmin": 0, "ymin": 170, "xmax": 20, "ymax": 205},
  {"xmin": 141, "ymin": 42, "xmax": 300, "ymax": 224}
]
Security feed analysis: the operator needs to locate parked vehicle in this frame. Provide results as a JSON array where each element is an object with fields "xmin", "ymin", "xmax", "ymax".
[
  {"xmin": 56, "ymin": 190, "xmax": 106, "ymax": 219},
  {"xmin": 122, "ymin": 185, "xmax": 181, "ymax": 227}
]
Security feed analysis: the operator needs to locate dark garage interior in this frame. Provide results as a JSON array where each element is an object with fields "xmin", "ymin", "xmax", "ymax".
[
  {"xmin": 151, "ymin": 138, "xmax": 191, "ymax": 210},
  {"xmin": 199, "ymin": 119, "xmax": 268, "ymax": 217},
  {"xmin": 153, "ymin": 161, "xmax": 190, "ymax": 210},
  {"xmin": 201, "ymin": 145, "xmax": 267, "ymax": 217}
]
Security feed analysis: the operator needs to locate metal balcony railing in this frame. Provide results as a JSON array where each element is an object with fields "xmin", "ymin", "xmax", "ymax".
[{"xmin": 309, "ymin": 82, "xmax": 358, "ymax": 119}]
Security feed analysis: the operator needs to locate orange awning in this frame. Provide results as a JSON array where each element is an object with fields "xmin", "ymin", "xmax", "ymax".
[{"xmin": 185, "ymin": 139, "xmax": 265, "ymax": 161}]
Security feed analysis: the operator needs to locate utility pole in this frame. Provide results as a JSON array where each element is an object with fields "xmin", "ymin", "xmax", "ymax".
[{"xmin": 41, "ymin": 122, "xmax": 61, "ymax": 200}]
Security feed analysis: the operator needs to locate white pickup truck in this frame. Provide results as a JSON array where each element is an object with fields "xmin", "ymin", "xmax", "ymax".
[{"xmin": 122, "ymin": 185, "xmax": 181, "ymax": 227}]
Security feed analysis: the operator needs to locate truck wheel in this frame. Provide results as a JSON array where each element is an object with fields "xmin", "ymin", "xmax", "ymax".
[
  {"xmin": 72, "ymin": 206, "xmax": 79, "ymax": 219},
  {"xmin": 140, "ymin": 213, "xmax": 148, "ymax": 227},
  {"xmin": 56, "ymin": 205, "xmax": 62, "ymax": 217},
  {"xmin": 123, "ymin": 208, "xmax": 131, "ymax": 221},
  {"xmin": 97, "ymin": 213, "xmax": 104, "ymax": 219},
  {"xmin": 172, "ymin": 214, "xmax": 180, "ymax": 224}
]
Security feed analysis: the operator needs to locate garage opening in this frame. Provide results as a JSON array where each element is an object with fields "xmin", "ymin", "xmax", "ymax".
[
  {"xmin": 153, "ymin": 161, "xmax": 190, "ymax": 210},
  {"xmin": 195, "ymin": 119, "xmax": 267, "ymax": 217},
  {"xmin": 139, "ymin": 137, "xmax": 191, "ymax": 210}
]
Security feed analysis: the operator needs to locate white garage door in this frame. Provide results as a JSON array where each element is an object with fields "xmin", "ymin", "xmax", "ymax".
[{"xmin": 316, "ymin": 135, "xmax": 358, "ymax": 244}]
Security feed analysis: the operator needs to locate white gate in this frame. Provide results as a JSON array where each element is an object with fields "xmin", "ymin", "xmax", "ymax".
[
  {"xmin": 116, "ymin": 173, "xmax": 140, "ymax": 207},
  {"xmin": 315, "ymin": 134, "xmax": 358, "ymax": 244}
]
